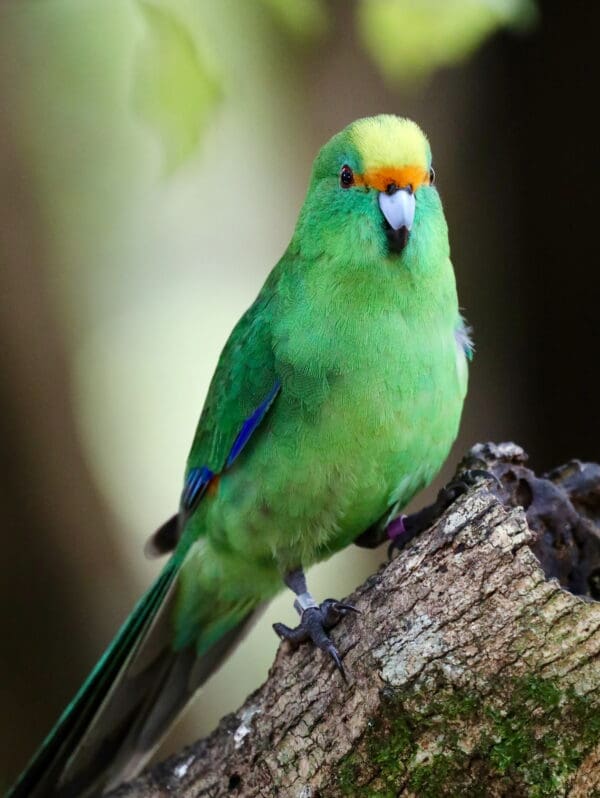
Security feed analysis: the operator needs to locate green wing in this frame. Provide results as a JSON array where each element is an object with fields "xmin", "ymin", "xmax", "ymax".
[
  {"xmin": 146, "ymin": 269, "xmax": 283, "ymax": 556},
  {"xmin": 187, "ymin": 283, "xmax": 280, "ymax": 474}
]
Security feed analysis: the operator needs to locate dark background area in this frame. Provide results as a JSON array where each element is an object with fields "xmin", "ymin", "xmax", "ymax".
[{"xmin": 0, "ymin": 0, "xmax": 597, "ymax": 786}]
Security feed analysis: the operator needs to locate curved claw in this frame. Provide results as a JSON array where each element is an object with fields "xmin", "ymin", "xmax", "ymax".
[
  {"xmin": 273, "ymin": 599, "xmax": 355, "ymax": 679},
  {"xmin": 320, "ymin": 599, "xmax": 360, "ymax": 628},
  {"xmin": 442, "ymin": 467, "xmax": 501, "ymax": 506},
  {"xmin": 325, "ymin": 642, "xmax": 347, "ymax": 681},
  {"xmin": 472, "ymin": 467, "xmax": 503, "ymax": 490},
  {"xmin": 457, "ymin": 468, "xmax": 502, "ymax": 491},
  {"xmin": 323, "ymin": 600, "xmax": 360, "ymax": 613}
]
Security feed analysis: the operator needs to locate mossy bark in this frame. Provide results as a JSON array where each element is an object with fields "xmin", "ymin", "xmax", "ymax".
[{"xmin": 110, "ymin": 445, "xmax": 600, "ymax": 798}]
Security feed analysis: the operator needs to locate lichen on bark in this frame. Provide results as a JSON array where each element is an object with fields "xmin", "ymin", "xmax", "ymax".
[{"xmin": 337, "ymin": 675, "xmax": 599, "ymax": 797}]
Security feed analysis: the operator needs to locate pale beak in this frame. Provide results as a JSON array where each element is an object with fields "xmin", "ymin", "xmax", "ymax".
[{"xmin": 378, "ymin": 186, "xmax": 415, "ymax": 253}]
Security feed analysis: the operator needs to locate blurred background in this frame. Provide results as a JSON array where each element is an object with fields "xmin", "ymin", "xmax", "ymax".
[{"xmin": 0, "ymin": 0, "xmax": 597, "ymax": 787}]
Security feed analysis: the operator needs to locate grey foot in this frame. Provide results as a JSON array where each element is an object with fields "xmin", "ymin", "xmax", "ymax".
[{"xmin": 273, "ymin": 599, "xmax": 358, "ymax": 679}]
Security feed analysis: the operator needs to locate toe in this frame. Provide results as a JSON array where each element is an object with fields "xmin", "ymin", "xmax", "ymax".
[
  {"xmin": 272, "ymin": 621, "xmax": 305, "ymax": 646},
  {"xmin": 463, "ymin": 468, "xmax": 502, "ymax": 489},
  {"xmin": 324, "ymin": 643, "xmax": 347, "ymax": 680},
  {"xmin": 319, "ymin": 599, "xmax": 359, "ymax": 627}
]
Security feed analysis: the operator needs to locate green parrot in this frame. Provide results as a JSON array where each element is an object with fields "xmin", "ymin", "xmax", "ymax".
[{"xmin": 9, "ymin": 114, "xmax": 470, "ymax": 797}]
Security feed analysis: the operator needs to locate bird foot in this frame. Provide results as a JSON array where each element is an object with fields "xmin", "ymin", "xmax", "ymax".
[
  {"xmin": 273, "ymin": 599, "xmax": 358, "ymax": 679},
  {"xmin": 387, "ymin": 468, "xmax": 499, "ymax": 558}
]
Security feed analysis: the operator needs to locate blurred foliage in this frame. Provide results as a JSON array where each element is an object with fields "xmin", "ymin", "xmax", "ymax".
[
  {"xmin": 259, "ymin": 0, "xmax": 329, "ymax": 40},
  {"xmin": 257, "ymin": 0, "xmax": 538, "ymax": 80},
  {"xmin": 133, "ymin": 1, "xmax": 220, "ymax": 172},
  {"xmin": 357, "ymin": 0, "xmax": 538, "ymax": 80}
]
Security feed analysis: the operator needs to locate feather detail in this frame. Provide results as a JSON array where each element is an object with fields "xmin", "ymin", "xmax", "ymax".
[
  {"xmin": 181, "ymin": 466, "xmax": 214, "ymax": 512},
  {"xmin": 225, "ymin": 380, "xmax": 281, "ymax": 467},
  {"xmin": 455, "ymin": 316, "xmax": 474, "ymax": 361}
]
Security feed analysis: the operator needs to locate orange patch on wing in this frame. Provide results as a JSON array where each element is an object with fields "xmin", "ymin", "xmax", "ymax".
[
  {"xmin": 207, "ymin": 474, "xmax": 221, "ymax": 497},
  {"xmin": 355, "ymin": 165, "xmax": 429, "ymax": 192}
]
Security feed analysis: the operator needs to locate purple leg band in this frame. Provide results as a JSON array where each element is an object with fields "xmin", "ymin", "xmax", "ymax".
[{"xmin": 387, "ymin": 514, "xmax": 407, "ymax": 540}]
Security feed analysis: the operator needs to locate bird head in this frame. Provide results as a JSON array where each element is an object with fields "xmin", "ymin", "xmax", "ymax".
[{"xmin": 293, "ymin": 115, "xmax": 446, "ymax": 268}]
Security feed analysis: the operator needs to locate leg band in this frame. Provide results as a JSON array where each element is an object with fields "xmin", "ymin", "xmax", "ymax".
[{"xmin": 294, "ymin": 591, "xmax": 319, "ymax": 613}]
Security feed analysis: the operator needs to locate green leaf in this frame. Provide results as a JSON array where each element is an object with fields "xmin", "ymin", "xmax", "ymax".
[
  {"xmin": 133, "ymin": 1, "xmax": 220, "ymax": 172},
  {"xmin": 357, "ymin": 0, "xmax": 538, "ymax": 82}
]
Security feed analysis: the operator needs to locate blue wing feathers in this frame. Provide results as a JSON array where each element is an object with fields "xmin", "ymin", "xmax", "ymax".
[
  {"xmin": 225, "ymin": 380, "xmax": 281, "ymax": 468},
  {"xmin": 181, "ymin": 466, "xmax": 214, "ymax": 511},
  {"xmin": 183, "ymin": 380, "xmax": 281, "ymax": 511}
]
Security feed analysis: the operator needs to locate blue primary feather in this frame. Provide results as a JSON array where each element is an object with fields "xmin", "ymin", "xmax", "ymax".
[
  {"xmin": 181, "ymin": 466, "xmax": 214, "ymax": 511},
  {"xmin": 225, "ymin": 380, "xmax": 281, "ymax": 468},
  {"xmin": 181, "ymin": 382, "xmax": 280, "ymax": 513}
]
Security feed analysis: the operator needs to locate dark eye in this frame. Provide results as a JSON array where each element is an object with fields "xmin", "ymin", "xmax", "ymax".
[
  {"xmin": 429, "ymin": 167, "xmax": 436, "ymax": 185},
  {"xmin": 340, "ymin": 165, "xmax": 354, "ymax": 188}
]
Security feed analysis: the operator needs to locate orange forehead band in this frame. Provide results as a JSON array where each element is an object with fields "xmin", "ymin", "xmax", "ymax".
[{"xmin": 354, "ymin": 165, "xmax": 430, "ymax": 192}]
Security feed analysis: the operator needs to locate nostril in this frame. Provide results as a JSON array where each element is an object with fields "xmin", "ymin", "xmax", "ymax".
[{"xmin": 386, "ymin": 183, "xmax": 413, "ymax": 196}]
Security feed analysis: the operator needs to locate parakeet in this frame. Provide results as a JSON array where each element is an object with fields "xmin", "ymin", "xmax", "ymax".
[{"xmin": 9, "ymin": 114, "xmax": 470, "ymax": 797}]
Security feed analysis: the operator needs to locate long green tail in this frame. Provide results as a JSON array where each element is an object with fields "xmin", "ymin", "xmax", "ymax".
[{"xmin": 8, "ymin": 561, "xmax": 255, "ymax": 797}]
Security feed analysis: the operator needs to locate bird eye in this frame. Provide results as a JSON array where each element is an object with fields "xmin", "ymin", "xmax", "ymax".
[
  {"xmin": 429, "ymin": 167, "xmax": 436, "ymax": 185},
  {"xmin": 340, "ymin": 165, "xmax": 354, "ymax": 188}
]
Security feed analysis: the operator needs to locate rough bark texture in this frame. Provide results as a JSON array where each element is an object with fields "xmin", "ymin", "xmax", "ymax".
[{"xmin": 110, "ymin": 444, "xmax": 600, "ymax": 798}]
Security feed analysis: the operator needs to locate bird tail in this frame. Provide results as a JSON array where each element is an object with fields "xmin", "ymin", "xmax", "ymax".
[{"xmin": 8, "ymin": 558, "xmax": 260, "ymax": 798}]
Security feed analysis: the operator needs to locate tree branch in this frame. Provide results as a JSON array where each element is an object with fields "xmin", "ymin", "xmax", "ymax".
[{"xmin": 110, "ymin": 443, "xmax": 600, "ymax": 797}]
